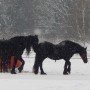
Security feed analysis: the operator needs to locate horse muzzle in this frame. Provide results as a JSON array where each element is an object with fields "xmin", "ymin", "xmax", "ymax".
[{"xmin": 84, "ymin": 59, "xmax": 88, "ymax": 63}]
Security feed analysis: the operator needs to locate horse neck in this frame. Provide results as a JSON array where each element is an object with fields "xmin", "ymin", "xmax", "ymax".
[
  {"xmin": 11, "ymin": 36, "xmax": 26, "ymax": 47},
  {"xmin": 73, "ymin": 44, "xmax": 83, "ymax": 54},
  {"xmin": 19, "ymin": 38, "xmax": 26, "ymax": 49}
]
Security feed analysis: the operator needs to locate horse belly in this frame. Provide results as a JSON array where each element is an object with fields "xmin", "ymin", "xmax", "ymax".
[{"xmin": 49, "ymin": 55, "xmax": 62, "ymax": 60}]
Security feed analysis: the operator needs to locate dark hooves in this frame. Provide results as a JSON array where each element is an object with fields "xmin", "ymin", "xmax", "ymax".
[
  {"xmin": 18, "ymin": 67, "xmax": 23, "ymax": 73},
  {"xmin": 63, "ymin": 72, "xmax": 69, "ymax": 75},
  {"xmin": 11, "ymin": 71, "xmax": 16, "ymax": 74},
  {"xmin": 18, "ymin": 69, "xmax": 22, "ymax": 73},
  {"xmin": 41, "ymin": 72, "xmax": 47, "ymax": 75},
  {"xmin": 34, "ymin": 71, "xmax": 38, "ymax": 74}
]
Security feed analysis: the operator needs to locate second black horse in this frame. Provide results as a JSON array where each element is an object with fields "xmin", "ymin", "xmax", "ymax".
[{"xmin": 33, "ymin": 40, "xmax": 88, "ymax": 75}]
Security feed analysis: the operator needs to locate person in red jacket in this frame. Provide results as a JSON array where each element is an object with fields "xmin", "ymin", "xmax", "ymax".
[{"xmin": 0, "ymin": 56, "xmax": 22, "ymax": 72}]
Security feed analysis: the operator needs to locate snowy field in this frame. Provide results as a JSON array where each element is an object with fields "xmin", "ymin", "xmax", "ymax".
[{"xmin": 0, "ymin": 46, "xmax": 90, "ymax": 90}]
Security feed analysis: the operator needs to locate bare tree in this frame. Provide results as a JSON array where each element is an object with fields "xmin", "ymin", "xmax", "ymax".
[
  {"xmin": 33, "ymin": 0, "xmax": 90, "ymax": 43},
  {"xmin": 0, "ymin": 0, "xmax": 90, "ymax": 43}
]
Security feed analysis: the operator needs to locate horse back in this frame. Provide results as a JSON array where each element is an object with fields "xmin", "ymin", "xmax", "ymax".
[
  {"xmin": 37, "ymin": 42, "xmax": 65, "ymax": 59},
  {"xmin": 37, "ymin": 41, "xmax": 77, "ymax": 60}
]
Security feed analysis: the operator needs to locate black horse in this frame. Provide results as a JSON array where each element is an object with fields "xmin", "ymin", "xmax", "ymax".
[
  {"xmin": 0, "ymin": 35, "xmax": 38, "ymax": 74},
  {"xmin": 33, "ymin": 40, "xmax": 88, "ymax": 75}
]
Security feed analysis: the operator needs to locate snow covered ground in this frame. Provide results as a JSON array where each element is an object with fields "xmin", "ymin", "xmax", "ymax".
[{"xmin": 0, "ymin": 48, "xmax": 90, "ymax": 90}]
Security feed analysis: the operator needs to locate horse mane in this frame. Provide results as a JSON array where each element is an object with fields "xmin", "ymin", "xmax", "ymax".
[
  {"xmin": 10, "ymin": 35, "xmax": 31, "ymax": 56},
  {"xmin": 25, "ymin": 35, "xmax": 39, "ymax": 55},
  {"xmin": 60, "ymin": 40, "xmax": 84, "ymax": 47},
  {"xmin": 10, "ymin": 36, "xmax": 26, "ymax": 42},
  {"xmin": 60, "ymin": 40, "xmax": 85, "ymax": 54},
  {"xmin": 9, "ymin": 35, "xmax": 38, "ymax": 56},
  {"xmin": 25, "ymin": 36, "xmax": 31, "ymax": 55}
]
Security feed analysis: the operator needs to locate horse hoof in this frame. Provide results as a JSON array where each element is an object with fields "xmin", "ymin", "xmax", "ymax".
[
  {"xmin": 11, "ymin": 71, "xmax": 16, "ymax": 74},
  {"xmin": 19, "ymin": 71, "xmax": 22, "ymax": 73},
  {"xmin": 34, "ymin": 71, "xmax": 38, "ymax": 74},
  {"xmin": 18, "ymin": 69, "xmax": 22, "ymax": 73},
  {"xmin": 41, "ymin": 72, "xmax": 47, "ymax": 75},
  {"xmin": 68, "ymin": 72, "xmax": 71, "ymax": 74},
  {"xmin": 18, "ymin": 67, "xmax": 23, "ymax": 73},
  {"xmin": 63, "ymin": 72, "xmax": 69, "ymax": 75}
]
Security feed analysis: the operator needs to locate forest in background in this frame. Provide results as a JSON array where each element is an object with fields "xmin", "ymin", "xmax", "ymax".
[{"xmin": 0, "ymin": 0, "xmax": 90, "ymax": 45}]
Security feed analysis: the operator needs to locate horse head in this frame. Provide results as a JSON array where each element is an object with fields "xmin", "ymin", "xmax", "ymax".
[{"xmin": 79, "ymin": 47, "xmax": 88, "ymax": 63}]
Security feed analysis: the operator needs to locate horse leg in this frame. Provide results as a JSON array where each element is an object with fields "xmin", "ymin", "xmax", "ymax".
[
  {"xmin": 1, "ymin": 56, "xmax": 8, "ymax": 72},
  {"xmin": 8, "ymin": 56, "xmax": 12, "ymax": 71},
  {"xmin": 67, "ymin": 61, "xmax": 71, "ymax": 74},
  {"xmin": 33, "ymin": 54, "xmax": 42, "ymax": 74},
  {"xmin": 11, "ymin": 56, "xmax": 17, "ymax": 74},
  {"xmin": 40, "ymin": 61, "xmax": 47, "ymax": 75},
  {"xmin": 0, "ymin": 57, "xmax": 2, "ymax": 72},
  {"xmin": 63, "ymin": 61, "xmax": 68, "ymax": 75},
  {"xmin": 18, "ymin": 57, "xmax": 25, "ymax": 73},
  {"xmin": 0, "ymin": 54, "xmax": 3, "ymax": 72},
  {"xmin": 3, "ymin": 56, "xmax": 10, "ymax": 72},
  {"xmin": 2, "ymin": 62, "xmax": 8, "ymax": 72},
  {"xmin": 33, "ymin": 60, "xmax": 40, "ymax": 74}
]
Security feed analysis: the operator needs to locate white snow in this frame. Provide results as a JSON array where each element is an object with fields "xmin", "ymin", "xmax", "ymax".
[{"xmin": 0, "ymin": 49, "xmax": 90, "ymax": 90}]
